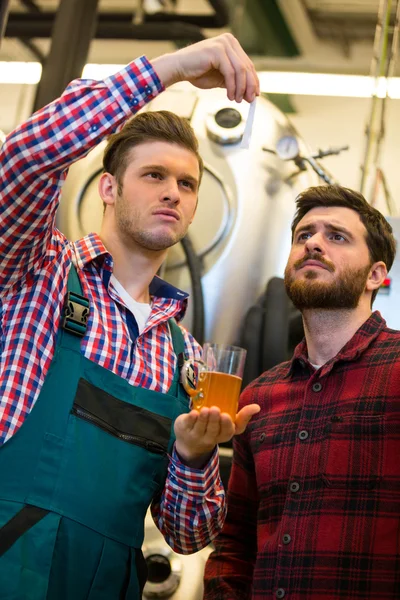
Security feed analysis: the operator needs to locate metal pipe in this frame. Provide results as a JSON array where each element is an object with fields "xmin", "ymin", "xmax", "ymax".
[
  {"xmin": 5, "ymin": 12, "xmax": 205, "ymax": 40},
  {"xmin": 0, "ymin": 0, "xmax": 11, "ymax": 47},
  {"xmin": 33, "ymin": 0, "xmax": 100, "ymax": 111},
  {"xmin": 359, "ymin": 0, "xmax": 392, "ymax": 195},
  {"xmin": 5, "ymin": 0, "xmax": 230, "ymax": 38}
]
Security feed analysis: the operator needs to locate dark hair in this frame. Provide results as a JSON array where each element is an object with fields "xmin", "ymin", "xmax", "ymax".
[
  {"xmin": 291, "ymin": 185, "xmax": 397, "ymax": 303},
  {"xmin": 102, "ymin": 110, "xmax": 204, "ymax": 190}
]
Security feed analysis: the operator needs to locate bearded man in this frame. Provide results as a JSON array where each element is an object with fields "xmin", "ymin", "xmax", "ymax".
[{"xmin": 204, "ymin": 185, "xmax": 400, "ymax": 600}]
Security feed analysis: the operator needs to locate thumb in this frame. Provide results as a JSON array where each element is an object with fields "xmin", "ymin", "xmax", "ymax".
[{"xmin": 234, "ymin": 404, "xmax": 260, "ymax": 435}]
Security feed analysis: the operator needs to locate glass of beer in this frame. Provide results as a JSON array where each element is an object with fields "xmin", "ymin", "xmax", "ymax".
[{"xmin": 181, "ymin": 344, "xmax": 247, "ymax": 421}]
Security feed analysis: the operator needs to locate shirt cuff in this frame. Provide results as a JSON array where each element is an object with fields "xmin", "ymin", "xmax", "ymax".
[{"xmin": 169, "ymin": 445, "xmax": 221, "ymax": 496}]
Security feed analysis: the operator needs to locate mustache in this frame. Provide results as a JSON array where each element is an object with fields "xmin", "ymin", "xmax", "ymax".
[{"xmin": 294, "ymin": 253, "xmax": 335, "ymax": 272}]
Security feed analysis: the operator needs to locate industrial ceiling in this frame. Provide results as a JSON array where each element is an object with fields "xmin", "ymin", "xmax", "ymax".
[{"xmin": 0, "ymin": 0, "xmax": 387, "ymax": 72}]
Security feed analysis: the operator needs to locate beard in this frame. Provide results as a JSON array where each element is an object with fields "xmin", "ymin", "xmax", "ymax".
[{"xmin": 284, "ymin": 254, "xmax": 371, "ymax": 310}]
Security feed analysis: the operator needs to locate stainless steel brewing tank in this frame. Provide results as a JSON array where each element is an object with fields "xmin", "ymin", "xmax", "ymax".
[
  {"xmin": 58, "ymin": 84, "xmax": 316, "ymax": 344},
  {"xmin": 374, "ymin": 216, "xmax": 400, "ymax": 329}
]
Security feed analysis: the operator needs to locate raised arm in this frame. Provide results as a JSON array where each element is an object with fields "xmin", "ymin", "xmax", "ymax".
[
  {"xmin": 0, "ymin": 58, "xmax": 163, "ymax": 291},
  {"xmin": 0, "ymin": 33, "xmax": 258, "ymax": 293}
]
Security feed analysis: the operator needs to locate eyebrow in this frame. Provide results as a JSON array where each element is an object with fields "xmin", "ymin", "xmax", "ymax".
[
  {"xmin": 140, "ymin": 164, "xmax": 199, "ymax": 189},
  {"xmin": 294, "ymin": 222, "xmax": 355, "ymax": 240}
]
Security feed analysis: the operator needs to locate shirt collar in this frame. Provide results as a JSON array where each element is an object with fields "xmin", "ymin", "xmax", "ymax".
[
  {"xmin": 286, "ymin": 311, "xmax": 387, "ymax": 377},
  {"xmin": 72, "ymin": 232, "xmax": 189, "ymax": 301}
]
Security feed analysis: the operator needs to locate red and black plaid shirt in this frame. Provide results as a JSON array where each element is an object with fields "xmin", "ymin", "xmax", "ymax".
[{"xmin": 204, "ymin": 311, "xmax": 400, "ymax": 599}]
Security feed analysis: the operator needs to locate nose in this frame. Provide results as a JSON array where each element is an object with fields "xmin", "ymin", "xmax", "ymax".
[
  {"xmin": 160, "ymin": 179, "xmax": 180, "ymax": 205},
  {"xmin": 304, "ymin": 232, "xmax": 324, "ymax": 255}
]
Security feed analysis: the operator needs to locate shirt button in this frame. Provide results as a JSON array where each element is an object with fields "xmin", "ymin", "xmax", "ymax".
[
  {"xmin": 259, "ymin": 432, "xmax": 266, "ymax": 442},
  {"xmin": 276, "ymin": 588, "xmax": 285, "ymax": 599},
  {"xmin": 145, "ymin": 85, "xmax": 152, "ymax": 95},
  {"xmin": 290, "ymin": 481, "xmax": 300, "ymax": 493},
  {"xmin": 131, "ymin": 96, "xmax": 139, "ymax": 106},
  {"xmin": 298, "ymin": 429, "xmax": 309, "ymax": 441},
  {"xmin": 312, "ymin": 382, "xmax": 322, "ymax": 392},
  {"xmin": 89, "ymin": 124, "xmax": 98, "ymax": 132},
  {"xmin": 331, "ymin": 415, "xmax": 343, "ymax": 422},
  {"xmin": 282, "ymin": 533, "xmax": 291, "ymax": 544}
]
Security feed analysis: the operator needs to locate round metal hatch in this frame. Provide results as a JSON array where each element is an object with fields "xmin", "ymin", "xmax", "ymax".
[{"xmin": 206, "ymin": 106, "xmax": 245, "ymax": 145}]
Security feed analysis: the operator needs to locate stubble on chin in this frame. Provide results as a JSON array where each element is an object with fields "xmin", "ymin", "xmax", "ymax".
[{"xmin": 118, "ymin": 214, "xmax": 186, "ymax": 252}]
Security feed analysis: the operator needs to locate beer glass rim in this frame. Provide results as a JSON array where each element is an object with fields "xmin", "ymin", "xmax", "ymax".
[{"xmin": 203, "ymin": 343, "xmax": 246, "ymax": 354}]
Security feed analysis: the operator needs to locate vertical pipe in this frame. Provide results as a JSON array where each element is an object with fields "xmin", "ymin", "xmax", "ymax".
[{"xmin": 33, "ymin": 0, "xmax": 100, "ymax": 112}]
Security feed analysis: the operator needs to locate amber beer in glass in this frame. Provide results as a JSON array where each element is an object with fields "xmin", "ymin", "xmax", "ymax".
[{"xmin": 181, "ymin": 344, "xmax": 247, "ymax": 420}]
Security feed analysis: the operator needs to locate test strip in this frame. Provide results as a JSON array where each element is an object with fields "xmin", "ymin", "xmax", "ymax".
[{"xmin": 240, "ymin": 99, "xmax": 256, "ymax": 149}]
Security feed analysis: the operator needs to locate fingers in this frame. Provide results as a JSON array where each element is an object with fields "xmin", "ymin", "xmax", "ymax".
[
  {"xmin": 225, "ymin": 34, "xmax": 260, "ymax": 102},
  {"xmin": 162, "ymin": 32, "xmax": 259, "ymax": 103},
  {"xmin": 194, "ymin": 406, "xmax": 225, "ymax": 439},
  {"xmin": 175, "ymin": 407, "xmax": 235, "ymax": 444},
  {"xmin": 174, "ymin": 402, "xmax": 259, "ymax": 466},
  {"xmin": 223, "ymin": 44, "xmax": 247, "ymax": 102},
  {"xmin": 234, "ymin": 404, "xmax": 261, "ymax": 435}
]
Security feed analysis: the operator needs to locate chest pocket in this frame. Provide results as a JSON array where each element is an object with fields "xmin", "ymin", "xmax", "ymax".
[
  {"xmin": 249, "ymin": 423, "xmax": 294, "ymax": 486},
  {"xmin": 320, "ymin": 412, "xmax": 385, "ymax": 489}
]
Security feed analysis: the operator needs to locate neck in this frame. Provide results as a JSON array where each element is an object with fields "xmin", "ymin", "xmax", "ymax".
[
  {"xmin": 99, "ymin": 229, "xmax": 167, "ymax": 304},
  {"xmin": 302, "ymin": 304, "xmax": 372, "ymax": 366}
]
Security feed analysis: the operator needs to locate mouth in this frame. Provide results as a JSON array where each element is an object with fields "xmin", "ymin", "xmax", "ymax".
[
  {"xmin": 152, "ymin": 209, "xmax": 180, "ymax": 222},
  {"xmin": 298, "ymin": 260, "xmax": 329, "ymax": 271}
]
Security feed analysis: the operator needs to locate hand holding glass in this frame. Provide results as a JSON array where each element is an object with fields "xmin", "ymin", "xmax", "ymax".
[{"xmin": 181, "ymin": 344, "xmax": 247, "ymax": 421}]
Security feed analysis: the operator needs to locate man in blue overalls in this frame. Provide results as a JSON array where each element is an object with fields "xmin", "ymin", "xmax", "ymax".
[{"xmin": 0, "ymin": 34, "xmax": 260, "ymax": 598}]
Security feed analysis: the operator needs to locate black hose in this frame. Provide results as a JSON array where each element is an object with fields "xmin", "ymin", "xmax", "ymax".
[{"xmin": 180, "ymin": 235, "xmax": 205, "ymax": 345}]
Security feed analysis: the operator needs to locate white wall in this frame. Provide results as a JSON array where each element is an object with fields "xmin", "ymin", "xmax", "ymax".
[{"xmin": 289, "ymin": 94, "xmax": 400, "ymax": 217}]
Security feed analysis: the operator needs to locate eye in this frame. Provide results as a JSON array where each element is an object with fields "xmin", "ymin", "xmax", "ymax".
[
  {"xmin": 179, "ymin": 179, "xmax": 195, "ymax": 190},
  {"xmin": 146, "ymin": 172, "xmax": 163, "ymax": 180},
  {"xmin": 329, "ymin": 232, "xmax": 346, "ymax": 242},
  {"xmin": 296, "ymin": 232, "xmax": 311, "ymax": 242}
]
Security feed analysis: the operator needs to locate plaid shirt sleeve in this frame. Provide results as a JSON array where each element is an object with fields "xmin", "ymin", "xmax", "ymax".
[
  {"xmin": 153, "ymin": 327, "xmax": 227, "ymax": 554},
  {"xmin": 0, "ymin": 57, "xmax": 163, "ymax": 292},
  {"xmin": 203, "ymin": 388, "xmax": 258, "ymax": 597},
  {"xmin": 152, "ymin": 446, "xmax": 226, "ymax": 554}
]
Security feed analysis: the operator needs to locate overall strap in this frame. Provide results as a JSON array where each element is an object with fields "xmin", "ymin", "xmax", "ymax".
[
  {"xmin": 58, "ymin": 264, "xmax": 90, "ymax": 352},
  {"xmin": 168, "ymin": 318, "xmax": 191, "ymax": 405},
  {"xmin": 168, "ymin": 318, "xmax": 186, "ymax": 364}
]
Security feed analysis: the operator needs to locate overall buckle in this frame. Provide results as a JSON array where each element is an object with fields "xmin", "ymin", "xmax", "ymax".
[{"xmin": 61, "ymin": 291, "xmax": 90, "ymax": 337}]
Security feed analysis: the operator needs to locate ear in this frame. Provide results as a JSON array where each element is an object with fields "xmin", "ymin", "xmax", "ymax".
[
  {"xmin": 366, "ymin": 261, "xmax": 387, "ymax": 293},
  {"xmin": 98, "ymin": 172, "xmax": 118, "ymax": 208}
]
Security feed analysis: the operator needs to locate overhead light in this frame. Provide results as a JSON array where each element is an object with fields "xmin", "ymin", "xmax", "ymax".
[
  {"xmin": 0, "ymin": 61, "xmax": 42, "ymax": 84},
  {"xmin": 257, "ymin": 72, "xmax": 397, "ymax": 99},
  {"xmin": 1, "ymin": 61, "xmax": 400, "ymax": 99}
]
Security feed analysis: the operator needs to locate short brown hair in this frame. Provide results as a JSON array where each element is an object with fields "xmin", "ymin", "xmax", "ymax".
[
  {"xmin": 291, "ymin": 185, "xmax": 397, "ymax": 303},
  {"xmin": 102, "ymin": 110, "xmax": 204, "ymax": 188}
]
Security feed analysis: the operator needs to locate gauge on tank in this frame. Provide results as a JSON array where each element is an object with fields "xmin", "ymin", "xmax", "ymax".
[{"xmin": 275, "ymin": 135, "xmax": 300, "ymax": 160}]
